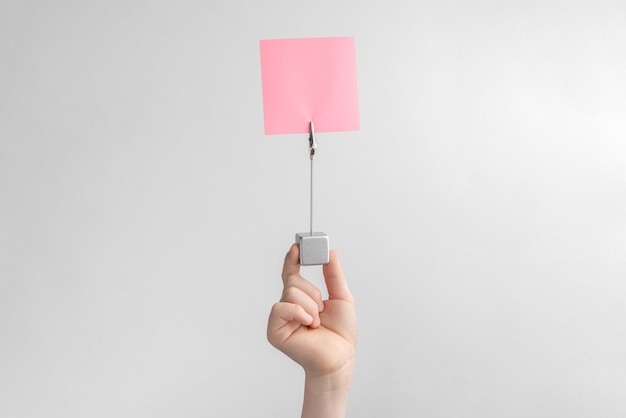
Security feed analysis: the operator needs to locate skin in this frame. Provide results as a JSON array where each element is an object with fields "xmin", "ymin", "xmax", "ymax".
[{"xmin": 267, "ymin": 244, "xmax": 358, "ymax": 418}]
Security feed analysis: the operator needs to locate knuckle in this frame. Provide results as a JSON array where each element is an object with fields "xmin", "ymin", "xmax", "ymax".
[
  {"xmin": 269, "ymin": 302, "xmax": 283, "ymax": 316},
  {"xmin": 281, "ymin": 286, "xmax": 299, "ymax": 302},
  {"xmin": 291, "ymin": 303, "xmax": 302, "ymax": 315},
  {"xmin": 283, "ymin": 273, "xmax": 298, "ymax": 287}
]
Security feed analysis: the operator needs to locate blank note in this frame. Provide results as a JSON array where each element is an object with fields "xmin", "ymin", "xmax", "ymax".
[{"xmin": 260, "ymin": 37, "xmax": 360, "ymax": 135}]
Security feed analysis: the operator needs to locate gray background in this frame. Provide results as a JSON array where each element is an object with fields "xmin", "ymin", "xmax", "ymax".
[{"xmin": 1, "ymin": 1, "xmax": 625, "ymax": 417}]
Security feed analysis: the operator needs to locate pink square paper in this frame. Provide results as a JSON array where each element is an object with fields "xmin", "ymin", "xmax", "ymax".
[{"xmin": 260, "ymin": 37, "xmax": 360, "ymax": 135}]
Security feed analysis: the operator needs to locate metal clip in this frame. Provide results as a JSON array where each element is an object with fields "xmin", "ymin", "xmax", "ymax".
[{"xmin": 308, "ymin": 121, "xmax": 317, "ymax": 160}]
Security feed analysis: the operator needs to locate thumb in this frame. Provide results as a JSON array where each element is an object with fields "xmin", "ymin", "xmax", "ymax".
[{"xmin": 322, "ymin": 250, "xmax": 353, "ymax": 303}]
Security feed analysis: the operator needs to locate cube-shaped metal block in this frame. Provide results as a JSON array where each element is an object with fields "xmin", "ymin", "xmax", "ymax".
[{"xmin": 295, "ymin": 232, "xmax": 330, "ymax": 266}]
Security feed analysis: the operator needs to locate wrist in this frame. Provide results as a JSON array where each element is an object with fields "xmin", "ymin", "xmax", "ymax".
[
  {"xmin": 302, "ymin": 360, "xmax": 354, "ymax": 418},
  {"xmin": 305, "ymin": 359, "xmax": 355, "ymax": 391}
]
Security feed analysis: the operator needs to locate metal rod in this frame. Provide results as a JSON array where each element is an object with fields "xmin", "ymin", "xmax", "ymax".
[
  {"xmin": 308, "ymin": 121, "xmax": 316, "ymax": 236},
  {"xmin": 310, "ymin": 156, "xmax": 314, "ymax": 235}
]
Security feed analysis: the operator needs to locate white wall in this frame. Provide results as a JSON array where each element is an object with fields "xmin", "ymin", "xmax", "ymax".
[{"xmin": 1, "ymin": 1, "xmax": 625, "ymax": 417}]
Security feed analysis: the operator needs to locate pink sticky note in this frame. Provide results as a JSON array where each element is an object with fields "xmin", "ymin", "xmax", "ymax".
[{"xmin": 260, "ymin": 37, "xmax": 360, "ymax": 135}]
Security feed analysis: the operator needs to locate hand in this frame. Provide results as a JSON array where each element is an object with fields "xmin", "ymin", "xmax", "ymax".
[{"xmin": 267, "ymin": 244, "xmax": 357, "ymax": 417}]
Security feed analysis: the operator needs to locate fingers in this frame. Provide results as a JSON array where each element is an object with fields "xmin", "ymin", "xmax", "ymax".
[
  {"xmin": 282, "ymin": 286, "xmax": 322, "ymax": 328},
  {"xmin": 267, "ymin": 302, "xmax": 313, "ymax": 346},
  {"xmin": 323, "ymin": 250, "xmax": 354, "ymax": 303},
  {"xmin": 281, "ymin": 244, "xmax": 301, "ymax": 283},
  {"xmin": 283, "ymin": 274, "xmax": 325, "ymax": 311},
  {"xmin": 280, "ymin": 244, "xmax": 324, "ymax": 328},
  {"xmin": 269, "ymin": 302, "xmax": 314, "ymax": 329}
]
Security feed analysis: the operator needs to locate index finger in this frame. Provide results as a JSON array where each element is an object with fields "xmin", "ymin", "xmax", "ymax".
[{"xmin": 281, "ymin": 243, "xmax": 301, "ymax": 283}]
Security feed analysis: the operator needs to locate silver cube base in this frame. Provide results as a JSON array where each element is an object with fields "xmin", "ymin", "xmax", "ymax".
[{"xmin": 295, "ymin": 232, "xmax": 330, "ymax": 266}]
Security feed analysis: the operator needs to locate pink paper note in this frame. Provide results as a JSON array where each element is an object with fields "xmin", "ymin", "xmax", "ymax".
[{"xmin": 260, "ymin": 37, "xmax": 360, "ymax": 135}]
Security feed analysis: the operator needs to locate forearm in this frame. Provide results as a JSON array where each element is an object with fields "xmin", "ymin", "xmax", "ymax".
[{"xmin": 301, "ymin": 361, "xmax": 354, "ymax": 418}]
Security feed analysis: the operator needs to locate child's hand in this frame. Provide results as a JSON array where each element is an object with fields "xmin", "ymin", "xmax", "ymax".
[{"xmin": 268, "ymin": 244, "xmax": 357, "ymax": 383}]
